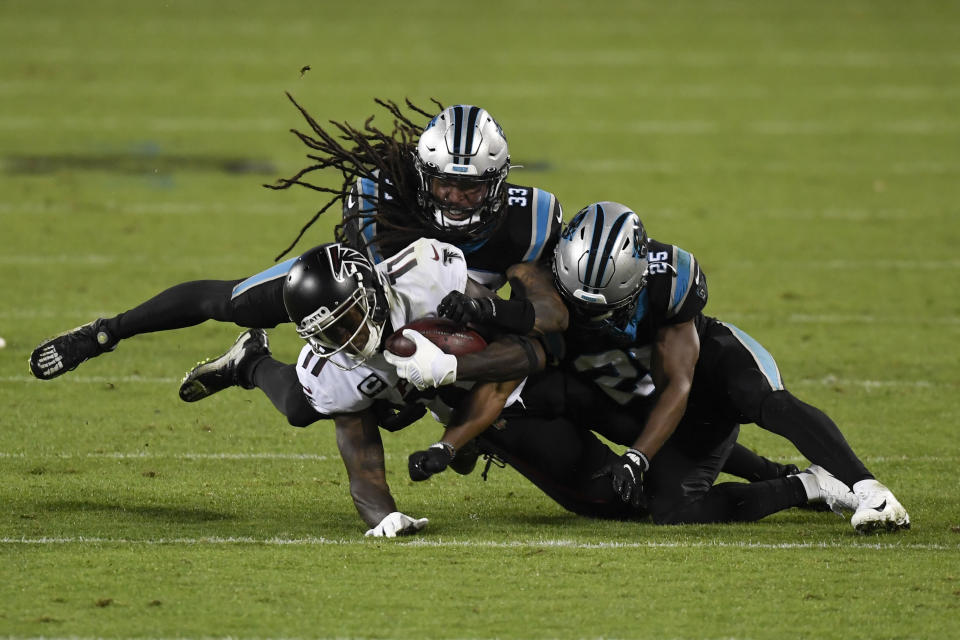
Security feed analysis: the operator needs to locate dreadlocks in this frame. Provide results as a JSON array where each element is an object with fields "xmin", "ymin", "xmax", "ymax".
[{"xmin": 265, "ymin": 93, "xmax": 442, "ymax": 262}]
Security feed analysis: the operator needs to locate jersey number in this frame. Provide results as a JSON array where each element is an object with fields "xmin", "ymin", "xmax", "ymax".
[
  {"xmin": 573, "ymin": 347, "xmax": 655, "ymax": 405},
  {"xmin": 648, "ymin": 251, "xmax": 670, "ymax": 274},
  {"xmin": 507, "ymin": 187, "xmax": 528, "ymax": 207},
  {"xmin": 358, "ymin": 373, "xmax": 388, "ymax": 398}
]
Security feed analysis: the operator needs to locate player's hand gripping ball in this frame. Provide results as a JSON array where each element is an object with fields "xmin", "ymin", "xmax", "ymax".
[
  {"xmin": 384, "ymin": 317, "xmax": 486, "ymax": 357},
  {"xmin": 383, "ymin": 318, "xmax": 486, "ymax": 390}
]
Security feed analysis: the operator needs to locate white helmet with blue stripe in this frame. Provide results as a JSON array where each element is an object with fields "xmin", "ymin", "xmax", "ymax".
[
  {"xmin": 414, "ymin": 104, "xmax": 510, "ymax": 240},
  {"xmin": 553, "ymin": 202, "xmax": 649, "ymax": 324}
]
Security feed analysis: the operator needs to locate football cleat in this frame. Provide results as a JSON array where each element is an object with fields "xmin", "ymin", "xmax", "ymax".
[
  {"xmin": 850, "ymin": 479, "xmax": 910, "ymax": 533},
  {"xmin": 29, "ymin": 318, "xmax": 117, "ymax": 380},
  {"xmin": 179, "ymin": 329, "xmax": 270, "ymax": 402},
  {"xmin": 803, "ymin": 465, "xmax": 859, "ymax": 515}
]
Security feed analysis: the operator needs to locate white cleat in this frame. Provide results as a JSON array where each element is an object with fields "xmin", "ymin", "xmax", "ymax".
[
  {"xmin": 850, "ymin": 479, "xmax": 910, "ymax": 533},
  {"xmin": 803, "ymin": 465, "xmax": 858, "ymax": 515}
]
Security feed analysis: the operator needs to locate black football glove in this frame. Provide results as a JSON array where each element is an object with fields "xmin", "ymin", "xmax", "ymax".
[
  {"xmin": 408, "ymin": 442, "xmax": 456, "ymax": 481},
  {"xmin": 596, "ymin": 448, "xmax": 649, "ymax": 509},
  {"xmin": 437, "ymin": 291, "xmax": 494, "ymax": 325}
]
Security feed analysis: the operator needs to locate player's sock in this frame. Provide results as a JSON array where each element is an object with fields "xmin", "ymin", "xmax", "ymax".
[
  {"xmin": 792, "ymin": 470, "xmax": 820, "ymax": 501},
  {"xmin": 249, "ymin": 358, "xmax": 320, "ymax": 427},
  {"xmin": 655, "ymin": 477, "xmax": 809, "ymax": 524},
  {"xmin": 757, "ymin": 390, "xmax": 873, "ymax": 488},
  {"xmin": 105, "ymin": 280, "xmax": 241, "ymax": 339},
  {"xmin": 722, "ymin": 443, "xmax": 799, "ymax": 482}
]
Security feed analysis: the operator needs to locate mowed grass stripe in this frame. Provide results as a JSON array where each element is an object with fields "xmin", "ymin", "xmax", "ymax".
[
  {"xmin": 5, "ymin": 80, "xmax": 960, "ymax": 101},
  {"xmin": 3, "ymin": 116, "xmax": 959, "ymax": 134},
  {"xmin": 11, "ymin": 46, "xmax": 960, "ymax": 67}
]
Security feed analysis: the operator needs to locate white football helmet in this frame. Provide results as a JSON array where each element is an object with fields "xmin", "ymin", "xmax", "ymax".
[
  {"xmin": 414, "ymin": 105, "xmax": 510, "ymax": 240},
  {"xmin": 553, "ymin": 202, "xmax": 649, "ymax": 328}
]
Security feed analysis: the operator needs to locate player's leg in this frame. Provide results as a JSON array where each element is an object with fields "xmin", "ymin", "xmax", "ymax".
[
  {"xmin": 554, "ymin": 360, "xmax": 798, "ymax": 484},
  {"xmin": 705, "ymin": 321, "xmax": 909, "ymax": 531},
  {"xmin": 478, "ymin": 414, "xmax": 640, "ymax": 520},
  {"xmin": 697, "ymin": 321, "xmax": 870, "ymax": 485},
  {"xmin": 30, "ymin": 260, "xmax": 294, "ymax": 380},
  {"xmin": 178, "ymin": 329, "xmax": 322, "ymax": 428},
  {"xmin": 722, "ymin": 442, "xmax": 799, "ymax": 482},
  {"xmin": 646, "ymin": 425, "xmax": 810, "ymax": 524},
  {"xmin": 246, "ymin": 356, "xmax": 322, "ymax": 427}
]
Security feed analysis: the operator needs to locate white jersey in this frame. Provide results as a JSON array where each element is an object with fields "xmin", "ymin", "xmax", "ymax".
[{"xmin": 295, "ymin": 238, "xmax": 469, "ymax": 416}]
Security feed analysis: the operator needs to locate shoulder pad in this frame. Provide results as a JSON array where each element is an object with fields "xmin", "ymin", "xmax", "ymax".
[
  {"xmin": 647, "ymin": 243, "xmax": 707, "ymax": 320},
  {"xmin": 508, "ymin": 186, "xmax": 563, "ymax": 264}
]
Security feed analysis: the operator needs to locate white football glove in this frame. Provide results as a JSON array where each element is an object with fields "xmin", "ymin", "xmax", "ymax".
[
  {"xmin": 383, "ymin": 329, "xmax": 458, "ymax": 390},
  {"xmin": 364, "ymin": 511, "xmax": 429, "ymax": 538}
]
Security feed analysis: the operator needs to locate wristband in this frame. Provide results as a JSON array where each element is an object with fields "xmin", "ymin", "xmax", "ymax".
[
  {"xmin": 625, "ymin": 448, "xmax": 650, "ymax": 471},
  {"xmin": 488, "ymin": 298, "xmax": 536, "ymax": 334},
  {"xmin": 431, "ymin": 441, "xmax": 456, "ymax": 460}
]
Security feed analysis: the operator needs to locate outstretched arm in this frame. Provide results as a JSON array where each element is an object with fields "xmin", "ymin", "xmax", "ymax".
[
  {"xmin": 597, "ymin": 319, "xmax": 700, "ymax": 508},
  {"xmin": 439, "ymin": 379, "xmax": 522, "ymax": 450},
  {"xmin": 631, "ymin": 319, "xmax": 699, "ymax": 460},
  {"xmin": 334, "ymin": 410, "xmax": 396, "ymax": 527},
  {"xmin": 455, "ymin": 335, "xmax": 546, "ymax": 381},
  {"xmin": 407, "ymin": 379, "xmax": 522, "ymax": 481},
  {"xmin": 334, "ymin": 409, "xmax": 429, "ymax": 537},
  {"xmin": 505, "ymin": 261, "xmax": 569, "ymax": 334}
]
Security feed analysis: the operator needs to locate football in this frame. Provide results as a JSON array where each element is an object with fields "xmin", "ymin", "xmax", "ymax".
[{"xmin": 384, "ymin": 317, "xmax": 487, "ymax": 357}]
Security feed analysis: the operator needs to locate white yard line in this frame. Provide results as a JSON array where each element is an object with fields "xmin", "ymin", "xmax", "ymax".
[{"xmin": 0, "ymin": 535, "xmax": 954, "ymax": 552}]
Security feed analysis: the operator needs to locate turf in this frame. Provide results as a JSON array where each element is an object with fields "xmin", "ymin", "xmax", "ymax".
[{"xmin": 1, "ymin": 1, "xmax": 958, "ymax": 639}]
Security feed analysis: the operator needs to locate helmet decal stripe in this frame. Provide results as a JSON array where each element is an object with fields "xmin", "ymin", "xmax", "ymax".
[
  {"xmin": 593, "ymin": 211, "xmax": 633, "ymax": 288},
  {"xmin": 451, "ymin": 105, "xmax": 465, "ymax": 163},
  {"xmin": 462, "ymin": 106, "xmax": 480, "ymax": 163},
  {"xmin": 581, "ymin": 203, "xmax": 606, "ymax": 290}
]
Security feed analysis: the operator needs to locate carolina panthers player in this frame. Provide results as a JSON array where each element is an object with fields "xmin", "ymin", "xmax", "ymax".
[
  {"xmin": 179, "ymin": 239, "xmax": 536, "ymax": 536},
  {"xmin": 545, "ymin": 202, "xmax": 909, "ymax": 531},
  {"xmin": 405, "ymin": 202, "xmax": 910, "ymax": 532},
  {"xmin": 28, "ymin": 99, "xmax": 566, "ymax": 384}
]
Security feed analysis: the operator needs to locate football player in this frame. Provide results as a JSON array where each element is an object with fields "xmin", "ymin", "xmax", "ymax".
[
  {"xmin": 416, "ymin": 202, "xmax": 909, "ymax": 532},
  {"xmin": 179, "ymin": 239, "xmax": 538, "ymax": 536},
  {"xmin": 28, "ymin": 99, "xmax": 567, "ymax": 384}
]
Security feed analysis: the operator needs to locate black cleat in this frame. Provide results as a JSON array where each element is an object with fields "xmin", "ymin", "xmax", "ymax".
[
  {"xmin": 179, "ymin": 329, "xmax": 270, "ymax": 402},
  {"xmin": 30, "ymin": 319, "xmax": 117, "ymax": 380}
]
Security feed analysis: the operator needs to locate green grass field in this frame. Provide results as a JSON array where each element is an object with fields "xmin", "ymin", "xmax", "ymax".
[{"xmin": 2, "ymin": 1, "xmax": 958, "ymax": 638}]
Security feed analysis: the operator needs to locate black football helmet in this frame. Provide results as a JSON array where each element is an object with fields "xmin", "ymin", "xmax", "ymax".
[{"xmin": 283, "ymin": 243, "xmax": 389, "ymax": 367}]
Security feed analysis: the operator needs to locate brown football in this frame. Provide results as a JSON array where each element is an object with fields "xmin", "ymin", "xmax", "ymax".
[{"xmin": 384, "ymin": 317, "xmax": 487, "ymax": 357}]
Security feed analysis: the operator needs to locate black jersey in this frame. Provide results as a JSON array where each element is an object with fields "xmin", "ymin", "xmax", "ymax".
[
  {"xmin": 342, "ymin": 176, "xmax": 562, "ymax": 290},
  {"xmin": 563, "ymin": 240, "xmax": 708, "ymax": 405}
]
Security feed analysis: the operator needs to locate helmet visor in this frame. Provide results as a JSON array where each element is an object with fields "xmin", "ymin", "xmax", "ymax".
[
  {"xmin": 298, "ymin": 289, "xmax": 380, "ymax": 362},
  {"xmin": 428, "ymin": 175, "xmax": 491, "ymax": 222}
]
